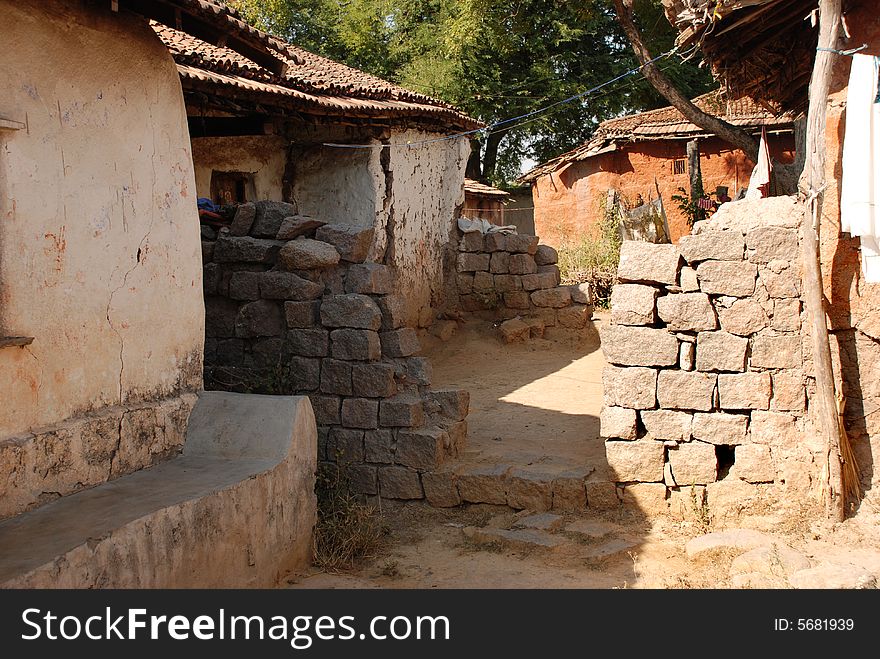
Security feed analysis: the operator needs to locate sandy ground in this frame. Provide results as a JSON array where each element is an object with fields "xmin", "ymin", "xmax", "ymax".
[{"xmin": 288, "ymin": 313, "xmax": 880, "ymax": 589}]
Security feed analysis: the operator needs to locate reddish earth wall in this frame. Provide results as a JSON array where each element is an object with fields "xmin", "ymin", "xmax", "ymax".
[{"xmin": 532, "ymin": 135, "xmax": 796, "ymax": 245}]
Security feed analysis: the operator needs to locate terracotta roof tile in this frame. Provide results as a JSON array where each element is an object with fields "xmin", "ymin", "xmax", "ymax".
[
  {"xmin": 153, "ymin": 23, "xmax": 480, "ymax": 130},
  {"xmin": 464, "ymin": 179, "xmax": 510, "ymax": 198}
]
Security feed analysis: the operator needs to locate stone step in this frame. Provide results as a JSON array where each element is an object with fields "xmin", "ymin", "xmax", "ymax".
[{"xmin": 462, "ymin": 526, "xmax": 568, "ymax": 552}]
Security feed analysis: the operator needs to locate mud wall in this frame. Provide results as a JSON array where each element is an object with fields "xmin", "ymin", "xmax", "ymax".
[{"xmin": 191, "ymin": 135, "xmax": 288, "ymax": 202}]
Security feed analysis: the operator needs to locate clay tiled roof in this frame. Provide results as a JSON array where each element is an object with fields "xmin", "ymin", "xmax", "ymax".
[
  {"xmin": 464, "ymin": 179, "xmax": 510, "ymax": 198},
  {"xmin": 154, "ymin": 24, "xmax": 480, "ymax": 131},
  {"xmin": 519, "ymin": 91, "xmax": 795, "ymax": 182}
]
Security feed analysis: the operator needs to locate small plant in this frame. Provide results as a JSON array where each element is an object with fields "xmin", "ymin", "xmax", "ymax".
[
  {"xmin": 689, "ymin": 485, "xmax": 712, "ymax": 533},
  {"xmin": 670, "ymin": 187, "xmax": 708, "ymax": 227},
  {"xmin": 313, "ymin": 461, "xmax": 385, "ymax": 571}
]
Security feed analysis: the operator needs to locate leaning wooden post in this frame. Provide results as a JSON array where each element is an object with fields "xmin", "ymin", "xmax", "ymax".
[{"xmin": 799, "ymin": 0, "xmax": 845, "ymax": 521}]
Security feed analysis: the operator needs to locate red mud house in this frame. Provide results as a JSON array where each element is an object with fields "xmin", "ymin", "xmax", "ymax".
[{"xmin": 520, "ymin": 92, "xmax": 797, "ymax": 244}]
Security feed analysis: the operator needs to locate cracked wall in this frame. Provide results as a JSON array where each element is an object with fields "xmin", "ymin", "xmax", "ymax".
[{"xmin": 0, "ymin": 0, "xmax": 204, "ymax": 516}]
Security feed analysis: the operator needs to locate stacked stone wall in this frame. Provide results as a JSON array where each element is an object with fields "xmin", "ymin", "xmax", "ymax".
[{"xmin": 202, "ymin": 201, "xmax": 469, "ymax": 501}]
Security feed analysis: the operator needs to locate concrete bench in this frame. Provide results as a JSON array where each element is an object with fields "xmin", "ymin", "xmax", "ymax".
[{"xmin": 0, "ymin": 391, "xmax": 316, "ymax": 587}]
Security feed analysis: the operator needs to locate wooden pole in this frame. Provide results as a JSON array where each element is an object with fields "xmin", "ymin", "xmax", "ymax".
[{"xmin": 799, "ymin": 0, "xmax": 845, "ymax": 521}]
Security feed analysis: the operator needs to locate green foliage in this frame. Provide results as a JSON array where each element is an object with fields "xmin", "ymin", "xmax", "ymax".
[
  {"xmin": 228, "ymin": 0, "xmax": 714, "ymax": 184},
  {"xmin": 670, "ymin": 186, "xmax": 707, "ymax": 227},
  {"xmin": 556, "ymin": 195, "xmax": 622, "ymax": 308}
]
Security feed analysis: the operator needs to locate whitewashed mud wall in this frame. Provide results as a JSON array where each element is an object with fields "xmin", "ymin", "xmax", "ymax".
[
  {"xmin": 0, "ymin": 0, "xmax": 203, "ymax": 518},
  {"xmin": 191, "ymin": 135, "xmax": 288, "ymax": 202}
]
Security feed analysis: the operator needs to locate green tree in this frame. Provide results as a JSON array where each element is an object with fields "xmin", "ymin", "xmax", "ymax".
[{"xmin": 229, "ymin": 0, "xmax": 713, "ymax": 184}]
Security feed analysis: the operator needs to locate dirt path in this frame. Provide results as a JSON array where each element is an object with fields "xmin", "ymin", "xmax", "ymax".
[{"xmin": 289, "ymin": 314, "xmax": 880, "ymax": 589}]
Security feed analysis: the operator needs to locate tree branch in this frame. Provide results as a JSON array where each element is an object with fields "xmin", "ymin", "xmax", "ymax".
[{"xmin": 611, "ymin": 0, "xmax": 759, "ymax": 161}]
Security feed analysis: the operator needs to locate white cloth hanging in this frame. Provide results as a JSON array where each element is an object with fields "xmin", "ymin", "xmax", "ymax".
[
  {"xmin": 745, "ymin": 126, "xmax": 772, "ymax": 200},
  {"xmin": 840, "ymin": 53, "xmax": 880, "ymax": 283}
]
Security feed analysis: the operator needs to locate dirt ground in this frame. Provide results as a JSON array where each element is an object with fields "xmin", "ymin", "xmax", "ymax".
[{"xmin": 288, "ymin": 313, "xmax": 880, "ymax": 589}]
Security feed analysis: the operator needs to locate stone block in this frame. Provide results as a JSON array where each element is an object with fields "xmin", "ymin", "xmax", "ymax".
[
  {"xmin": 696, "ymin": 260, "xmax": 757, "ymax": 297},
  {"xmin": 351, "ymin": 362, "xmax": 397, "ymax": 398},
  {"xmin": 717, "ymin": 372, "xmax": 771, "ymax": 410},
  {"xmin": 524, "ymin": 316, "xmax": 546, "ymax": 338},
  {"xmin": 499, "ymin": 318, "xmax": 530, "ymax": 343},
  {"xmin": 585, "ymin": 481, "xmax": 620, "ymax": 510},
  {"xmin": 228, "ymin": 202, "xmax": 256, "ymax": 236},
  {"xmin": 489, "ymin": 251, "xmax": 510, "ymax": 274},
  {"xmin": 493, "ymin": 274, "xmax": 521, "ymax": 292},
  {"xmin": 679, "ymin": 341, "xmax": 695, "ymax": 370},
  {"xmin": 617, "ymin": 241, "xmax": 680, "ymax": 285},
  {"xmin": 537, "ymin": 263, "xmax": 561, "ymax": 282},
  {"xmin": 328, "ymin": 427, "xmax": 364, "ymax": 463},
  {"xmin": 696, "ymin": 331, "xmax": 748, "ymax": 372},
  {"xmin": 288, "ymin": 328, "xmax": 329, "ymax": 357},
  {"xmin": 378, "ymin": 466, "xmax": 423, "ymax": 499},
  {"xmin": 228, "ymin": 271, "xmax": 261, "ymax": 300},
  {"xmin": 557, "ymin": 304, "xmax": 591, "ymax": 328},
  {"xmin": 289, "ymin": 356, "xmax": 320, "ymax": 391},
  {"xmin": 657, "ymin": 370, "xmax": 716, "ymax": 411},
  {"xmin": 422, "ymin": 471, "xmax": 461, "ymax": 507},
  {"xmin": 746, "ymin": 226, "xmax": 798, "ymax": 263},
  {"xmin": 252, "ymin": 201, "xmax": 298, "ymax": 237},
  {"xmin": 530, "ymin": 286, "xmax": 571, "ymax": 309},
  {"xmin": 213, "ymin": 235, "xmax": 282, "ymax": 264},
  {"xmin": 717, "ymin": 299, "xmax": 769, "ymax": 336},
  {"xmin": 429, "ymin": 389, "xmax": 470, "ymax": 421},
  {"xmin": 569, "ymin": 282, "xmax": 591, "ymax": 304},
  {"xmin": 483, "ymin": 232, "xmax": 507, "ymax": 252},
  {"xmin": 657, "ymin": 292, "xmax": 717, "ymax": 331},
  {"xmin": 330, "ymin": 329, "xmax": 381, "ymax": 361},
  {"xmin": 456, "ymin": 273, "xmax": 474, "ymax": 294},
  {"xmin": 403, "ymin": 356, "xmax": 433, "ymax": 386},
  {"xmin": 446, "ymin": 420, "xmax": 468, "ymax": 456},
  {"xmin": 534, "ymin": 244, "xmax": 558, "ymax": 265},
  {"xmin": 277, "ymin": 238, "xmax": 340, "ymax": 270},
  {"xmin": 315, "ymin": 224, "xmax": 374, "ymax": 263},
  {"xmin": 772, "ymin": 299, "xmax": 801, "ymax": 332},
  {"xmin": 605, "ymin": 440, "xmax": 665, "ymax": 482},
  {"xmin": 345, "ymin": 263, "xmax": 394, "ymax": 295},
  {"xmin": 600, "ymin": 326, "xmax": 678, "ymax": 367},
  {"xmin": 473, "ymin": 271, "xmax": 494, "ymax": 291},
  {"xmin": 521, "ymin": 271, "xmax": 558, "ymax": 291},
  {"xmin": 509, "ymin": 253, "xmax": 538, "ymax": 275},
  {"xmin": 641, "ymin": 409, "xmax": 693, "ymax": 441},
  {"xmin": 751, "ymin": 335, "xmax": 801, "ymax": 369},
  {"xmin": 759, "ymin": 264, "xmax": 800, "ymax": 298},
  {"xmin": 234, "ymin": 300, "xmax": 282, "ymax": 338},
  {"xmin": 458, "ymin": 231, "xmax": 484, "ymax": 252},
  {"xmin": 678, "ymin": 266, "xmax": 699, "ymax": 292},
  {"xmin": 550, "ymin": 474, "xmax": 587, "ymax": 511},
  {"xmin": 456, "ymin": 464, "xmax": 508, "ymax": 505},
  {"xmin": 691, "ymin": 412, "xmax": 749, "ymax": 445},
  {"xmin": 506, "ymin": 469, "xmax": 553, "ymax": 511},
  {"xmin": 457, "ymin": 252, "xmax": 490, "ymax": 272},
  {"xmin": 603, "ymin": 365, "xmax": 658, "ymax": 409},
  {"xmin": 276, "ymin": 215, "xmax": 326, "ymax": 240},
  {"xmin": 379, "ymin": 396, "xmax": 425, "ymax": 428},
  {"xmin": 320, "ymin": 359, "xmax": 353, "ymax": 396},
  {"xmin": 507, "ymin": 234, "xmax": 539, "ymax": 254},
  {"xmin": 377, "ymin": 294, "xmax": 407, "ymax": 330},
  {"xmin": 284, "ymin": 301, "xmax": 320, "ymax": 328},
  {"xmin": 380, "ymin": 328, "xmax": 421, "ymax": 357},
  {"xmin": 730, "ymin": 444, "xmax": 775, "ymax": 483},
  {"xmin": 610, "ymin": 284, "xmax": 658, "ymax": 326},
  {"xmin": 668, "ymin": 442, "xmax": 717, "ymax": 485},
  {"xmin": 260, "ymin": 271, "xmax": 324, "ymax": 300},
  {"xmin": 310, "ymin": 395, "xmax": 340, "ymax": 425},
  {"xmin": 364, "ymin": 429, "xmax": 395, "ymax": 463},
  {"xmin": 202, "ymin": 263, "xmax": 221, "ymax": 296},
  {"xmin": 346, "ymin": 464, "xmax": 378, "ymax": 496},
  {"xmin": 503, "ymin": 290, "xmax": 530, "ymax": 309},
  {"xmin": 320, "ymin": 294, "xmax": 382, "ymax": 330},
  {"xmin": 341, "ymin": 398, "xmax": 379, "ymax": 429},
  {"xmin": 678, "ymin": 230, "xmax": 744, "ymax": 263},
  {"xmin": 749, "ymin": 410, "xmax": 800, "ymax": 445},
  {"xmin": 396, "ymin": 428, "xmax": 447, "ymax": 470},
  {"xmin": 532, "ymin": 308, "xmax": 557, "ymax": 327},
  {"xmin": 600, "ymin": 406, "xmax": 637, "ymax": 440},
  {"xmin": 771, "ymin": 370, "xmax": 805, "ymax": 411}
]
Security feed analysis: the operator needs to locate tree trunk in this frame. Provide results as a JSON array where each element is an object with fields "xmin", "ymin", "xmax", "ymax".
[
  {"xmin": 686, "ymin": 139, "xmax": 703, "ymax": 202},
  {"xmin": 482, "ymin": 128, "xmax": 509, "ymax": 183},
  {"xmin": 612, "ymin": 0, "xmax": 759, "ymax": 162},
  {"xmin": 465, "ymin": 138, "xmax": 483, "ymax": 180},
  {"xmin": 799, "ymin": 0, "xmax": 846, "ymax": 521}
]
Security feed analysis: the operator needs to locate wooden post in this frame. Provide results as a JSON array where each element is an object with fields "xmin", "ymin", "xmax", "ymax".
[
  {"xmin": 800, "ymin": 0, "xmax": 845, "ymax": 521},
  {"xmin": 687, "ymin": 138, "xmax": 703, "ymax": 203}
]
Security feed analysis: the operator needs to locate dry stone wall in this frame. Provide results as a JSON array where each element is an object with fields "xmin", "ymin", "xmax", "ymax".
[
  {"xmin": 202, "ymin": 201, "xmax": 469, "ymax": 501},
  {"xmin": 450, "ymin": 228, "xmax": 593, "ymax": 340},
  {"xmin": 600, "ymin": 198, "xmax": 822, "ymax": 517}
]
